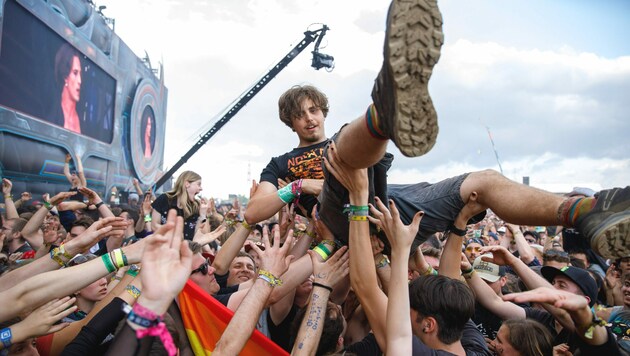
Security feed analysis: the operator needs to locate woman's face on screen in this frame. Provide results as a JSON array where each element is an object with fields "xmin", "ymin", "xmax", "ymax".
[{"xmin": 65, "ymin": 56, "xmax": 82, "ymax": 102}]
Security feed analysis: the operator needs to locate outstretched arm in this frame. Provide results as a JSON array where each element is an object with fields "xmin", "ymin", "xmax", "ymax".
[
  {"xmin": 368, "ymin": 197, "xmax": 423, "ymax": 356},
  {"xmin": 2, "ymin": 179, "xmax": 18, "ymax": 219},
  {"xmin": 75, "ymin": 154, "xmax": 87, "ymax": 187},
  {"xmin": 504, "ymin": 287, "xmax": 608, "ymax": 346},
  {"xmin": 292, "ymin": 247, "xmax": 349, "ymax": 356},
  {"xmin": 324, "ymin": 141, "xmax": 388, "ymax": 350},
  {"xmin": 63, "ymin": 154, "xmax": 73, "ymax": 184},
  {"xmin": 245, "ymin": 179, "xmax": 322, "ymax": 224},
  {"xmin": 214, "ymin": 225, "xmax": 294, "ymax": 356}
]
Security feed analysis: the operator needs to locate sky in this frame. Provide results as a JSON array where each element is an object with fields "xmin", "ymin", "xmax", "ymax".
[{"xmin": 102, "ymin": 0, "xmax": 630, "ymax": 200}]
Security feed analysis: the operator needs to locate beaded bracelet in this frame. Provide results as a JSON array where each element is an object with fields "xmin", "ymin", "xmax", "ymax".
[
  {"xmin": 258, "ymin": 269, "xmax": 283, "ymax": 287},
  {"xmin": 0, "ymin": 327, "xmax": 12, "ymax": 348}
]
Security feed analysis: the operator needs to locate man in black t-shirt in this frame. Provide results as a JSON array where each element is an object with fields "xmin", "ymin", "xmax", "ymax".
[{"xmin": 244, "ymin": 83, "xmax": 630, "ymax": 260}]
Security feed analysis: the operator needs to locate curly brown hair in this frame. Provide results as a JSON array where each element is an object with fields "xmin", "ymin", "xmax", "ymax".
[{"xmin": 278, "ymin": 85, "xmax": 329, "ymax": 128}]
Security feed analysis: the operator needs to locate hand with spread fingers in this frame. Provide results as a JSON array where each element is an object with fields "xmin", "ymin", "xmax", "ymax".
[
  {"xmin": 137, "ymin": 209, "xmax": 194, "ymax": 315},
  {"xmin": 367, "ymin": 197, "xmax": 423, "ymax": 253},
  {"xmin": 64, "ymin": 217, "xmax": 128, "ymax": 255},
  {"xmin": 251, "ymin": 225, "xmax": 294, "ymax": 279},
  {"xmin": 49, "ymin": 191, "xmax": 77, "ymax": 206},
  {"xmin": 309, "ymin": 246, "xmax": 349, "ymax": 288}
]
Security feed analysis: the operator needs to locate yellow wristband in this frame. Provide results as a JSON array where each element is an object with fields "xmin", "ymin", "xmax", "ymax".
[{"xmin": 312, "ymin": 246, "xmax": 329, "ymax": 261}]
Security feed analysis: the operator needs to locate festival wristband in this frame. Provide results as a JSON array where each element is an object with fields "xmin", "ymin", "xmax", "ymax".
[
  {"xmin": 277, "ymin": 183, "xmax": 296, "ymax": 204},
  {"xmin": 0, "ymin": 327, "xmax": 12, "ymax": 348}
]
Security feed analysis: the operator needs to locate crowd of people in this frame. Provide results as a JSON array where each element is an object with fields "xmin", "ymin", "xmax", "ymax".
[{"xmin": 2, "ymin": 0, "xmax": 630, "ymax": 355}]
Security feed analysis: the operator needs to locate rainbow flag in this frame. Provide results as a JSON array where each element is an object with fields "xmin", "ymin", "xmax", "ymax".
[{"xmin": 178, "ymin": 280, "xmax": 289, "ymax": 356}]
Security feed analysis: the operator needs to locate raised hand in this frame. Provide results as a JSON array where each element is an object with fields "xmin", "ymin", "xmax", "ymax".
[
  {"xmin": 49, "ymin": 191, "xmax": 77, "ymax": 206},
  {"xmin": 308, "ymin": 246, "xmax": 349, "ymax": 287},
  {"xmin": 64, "ymin": 217, "xmax": 128, "ymax": 255},
  {"xmin": 193, "ymin": 223, "xmax": 226, "ymax": 246},
  {"xmin": 367, "ymin": 197, "xmax": 423, "ymax": 253},
  {"xmin": 17, "ymin": 297, "xmax": 77, "ymax": 336},
  {"xmin": 138, "ymin": 209, "xmax": 193, "ymax": 315},
  {"xmin": 502, "ymin": 287, "xmax": 588, "ymax": 312},
  {"xmin": 479, "ymin": 245, "xmax": 519, "ymax": 267},
  {"xmin": 78, "ymin": 187, "xmax": 102, "ymax": 205},
  {"xmin": 2, "ymin": 178, "xmax": 12, "ymax": 196},
  {"xmin": 251, "ymin": 225, "xmax": 294, "ymax": 278}
]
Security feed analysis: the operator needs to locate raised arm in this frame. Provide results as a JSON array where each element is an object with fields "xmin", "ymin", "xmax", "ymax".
[
  {"xmin": 21, "ymin": 192, "xmax": 76, "ymax": 250},
  {"xmin": 75, "ymin": 154, "xmax": 87, "ymax": 187},
  {"xmin": 214, "ymin": 224, "xmax": 294, "ymax": 355},
  {"xmin": 460, "ymin": 255, "xmax": 526, "ymax": 320},
  {"xmin": 507, "ymin": 224, "xmax": 535, "ymax": 264},
  {"xmin": 63, "ymin": 153, "xmax": 73, "ymax": 183},
  {"xmin": 368, "ymin": 197, "xmax": 423, "ymax": 356},
  {"xmin": 2, "ymin": 178, "xmax": 18, "ymax": 219},
  {"xmin": 504, "ymin": 287, "xmax": 609, "ymax": 346},
  {"xmin": 244, "ymin": 179, "xmax": 322, "ymax": 224},
  {"xmin": 132, "ymin": 178, "xmax": 144, "ymax": 196},
  {"xmin": 291, "ymin": 247, "xmax": 349, "ymax": 356},
  {"xmin": 0, "ymin": 220, "xmax": 145, "ymax": 322},
  {"xmin": 323, "ymin": 141, "xmax": 388, "ymax": 350},
  {"xmin": 79, "ymin": 187, "xmax": 114, "ymax": 218}
]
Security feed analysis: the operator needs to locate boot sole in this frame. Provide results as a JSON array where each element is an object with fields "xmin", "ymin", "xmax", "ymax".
[
  {"xmin": 385, "ymin": 0, "xmax": 443, "ymax": 157},
  {"xmin": 591, "ymin": 211, "xmax": 630, "ymax": 259}
]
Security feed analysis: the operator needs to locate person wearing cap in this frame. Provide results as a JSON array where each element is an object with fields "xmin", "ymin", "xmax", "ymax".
[
  {"xmin": 462, "ymin": 255, "xmax": 509, "ymax": 340},
  {"xmin": 479, "ymin": 245, "xmax": 620, "ymax": 353}
]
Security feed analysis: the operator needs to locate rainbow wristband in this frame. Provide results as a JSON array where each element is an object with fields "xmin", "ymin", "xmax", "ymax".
[{"xmin": 125, "ymin": 285, "xmax": 141, "ymax": 299}]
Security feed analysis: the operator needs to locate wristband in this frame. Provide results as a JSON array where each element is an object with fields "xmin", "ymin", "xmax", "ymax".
[
  {"xmin": 584, "ymin": 310, "xmax": 608, "ymax": 339},
  {"xmin": 241, "ymin": 220, "xmax": 254, "ymax": 230},
  {"xmin": 462, "ymin": 269, "xmax": 475, "ymax": 279},
  {"xmin": 312, "ymin": 246, "xmax": 329, "ymax": 261},
  {"xmin": 101, "ymin": 254, "xmax": 116, "ymax": 273},
  {"xmin": 111, "ymin": 275, "xmax": 123, "ymax": 282},
  {"xmin": 258, "ymin": 269, "xmax": 283, "ymax": 287},
  {"xmin": 95, "ymin": 201, "xmax": 104, "ymax": 209},
  {"xmin": 125, "ymin": 285, "xmax": 141, "ymax": 299},
  {"xmin": 144, "ymin": 214, "xmax": 152, "ymax": 222},
  {"xmin": 123, "ymin": 303, "xmax": 176, "ymax": 356},
  {"xmin": 43, "ymin": 201, "xmax": 53, "ymax": 210},
  {"xmin": 421, "ymin": 266, "xmax": 438, "ymax": 276},
  {"xmin": 376, "ymin": 255, "xmax": 390, "ymax": 269},
  {"xmin": 127, "ymin": 264, "xmax": 140, "ymax": 277},
  {"xmin": 312, "ymin": 282, "xmax": 333, "ymax": 293},
  {"xmin": 277, "ymin": 183, "xmax": 296, "ymax": 204},
  {"xmin": 0, "ymin": 327, "xmax": 12, "ymax": 348},
  {"xmin": 4, "ymin": 195, "xmax": 13, "ymax": 200},
  {"xmin": 316, "ymin": 242, "xmax": 332, "ymax": 256},
  {"xmin": 448, "ymin": 223, "xmax": 467, "ymax": 237}
]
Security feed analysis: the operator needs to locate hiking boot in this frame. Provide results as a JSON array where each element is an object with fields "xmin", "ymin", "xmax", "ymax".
[
  {"xmin": 575, "ymin": 187, "xmax": 630, "ymax": 259},
  {"xmin": 371, "ymin": 0, "xmax": 443, "ymax": 157}
]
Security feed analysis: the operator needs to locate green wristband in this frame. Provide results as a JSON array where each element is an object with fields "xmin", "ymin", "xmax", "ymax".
[
  {"xmin": 101, "ymin": 254, "xmax": 116, "ymax": 273},
  {"xmin": 277, "ymin": 183, "xmax": 296, "ymax": 204}
]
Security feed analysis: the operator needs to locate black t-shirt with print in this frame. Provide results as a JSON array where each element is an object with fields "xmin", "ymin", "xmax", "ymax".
[
  {"xmin": 151, "ymin": 194, "xmax": 199, "ymax": 240},
  {"xmin": 260, "ymin": 140, "xmax": 328, "ymax": 217}
]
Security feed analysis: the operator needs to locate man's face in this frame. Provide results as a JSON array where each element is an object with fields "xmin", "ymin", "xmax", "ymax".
[
  {"xmin": 291, "ymin": 98, "xmax": 326, "ymax": 146},
  {"xmin": 464, "ymin": 243, "xmax": 482, "ymax": 263},
  {"xmin": 2, "ymin": 220, "xmax": 15, "ymax": 241},
  {"xmin": 226, "ymin": 256, "xmax": 256, "ymax": 287},
  {"xmin": 570, "ymin": 252, "xmax": 589, "ymax": 268},
  {"xmin": 67, "ymin": 56, "xmax": 82, "ymax": 102},
  {"xmin": 483, "ymin": 276, "xmax": 506, "ymax": 295},
  {"xmin": 189, "ymin": 254, "xmax": 220, "ymax": 295},
  {"xmin": 551, "ymin": 275, "xmax": 584, "ymax": 298},
  {"xmin": 621, "ymin": 278, "xmax": 630, "ymax": 307},
  {"xmin": 619, "ymin": 257, "xmax": 630, "ymax": 274}
]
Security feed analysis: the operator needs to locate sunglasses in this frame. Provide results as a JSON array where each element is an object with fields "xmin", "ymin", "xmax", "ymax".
[
  {"xmin": 465, "ymin": 246, "xmax": 482, "ymax": 253},
  {"xmin": 191, "ymin": 259, "xmax": 210, "ymax": 275}
]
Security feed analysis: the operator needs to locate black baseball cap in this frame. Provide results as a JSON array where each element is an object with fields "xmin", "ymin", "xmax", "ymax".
[{"xmin": 541, "ymin": 266, "xmax": 597, "ymax": 306}]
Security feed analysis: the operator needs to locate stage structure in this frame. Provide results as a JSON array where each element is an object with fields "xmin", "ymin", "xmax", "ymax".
[{"xmin": 0, "ymin": 0, "xmax": 167, "ymax": 199}]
